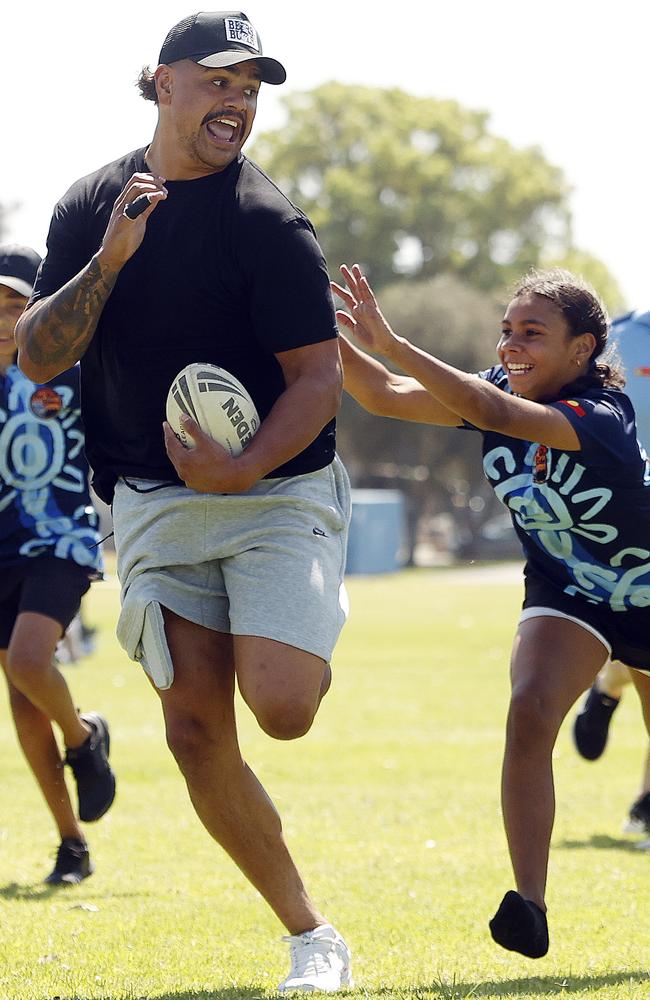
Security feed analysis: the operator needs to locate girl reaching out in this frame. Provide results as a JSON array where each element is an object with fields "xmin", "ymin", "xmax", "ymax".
[{"xmin": 332, "ymin": 263, "xmax": 650, "ymax": 959}]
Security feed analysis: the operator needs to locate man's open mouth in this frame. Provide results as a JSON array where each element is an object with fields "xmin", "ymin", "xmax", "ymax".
[{"xmin": 205, "ymin": 116, "xmax": 241, "ymax": 143}]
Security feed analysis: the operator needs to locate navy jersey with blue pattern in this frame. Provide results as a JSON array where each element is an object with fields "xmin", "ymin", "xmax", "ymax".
[
  {"xmin": 0, "ymin": 364, "xmax": 102, "ymax": 574},
  {"xmin": 464, "ymin": 365, "xmax": 650, "ymax": 612}
]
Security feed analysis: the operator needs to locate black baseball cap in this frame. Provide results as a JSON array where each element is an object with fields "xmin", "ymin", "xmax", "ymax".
[
  {"xmin": 158, "ymin": 11, "xmax": 286, "ymax": 85},
  {"xmin": 0, "ymin": 244, "xmax": 42, "ymax": 298}
]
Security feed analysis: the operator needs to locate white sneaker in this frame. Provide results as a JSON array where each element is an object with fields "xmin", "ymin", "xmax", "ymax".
[
  {"xmin": 278, "ymin": 923, "xmax": 353, "ymax": 993},
  {"xmin": 623, "ymin": 815, "xmax": 647, "ymax": 834}
]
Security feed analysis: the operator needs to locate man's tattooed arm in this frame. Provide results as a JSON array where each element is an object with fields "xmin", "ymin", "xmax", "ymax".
[{"xmin": 16, "ymin": 255, "xmax": 119, "ymax": 382}]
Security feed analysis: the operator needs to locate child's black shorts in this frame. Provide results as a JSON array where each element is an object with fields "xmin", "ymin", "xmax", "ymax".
[
  {"xmin": 522, "ymin": 564, "xmax": 650, "ymax": 674},
  {"xmin": 0, "ymin": 557, "xmax": 91, "ymax": 648}
]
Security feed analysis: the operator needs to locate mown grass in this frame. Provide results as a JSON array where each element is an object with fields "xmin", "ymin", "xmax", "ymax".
[{"xmin": 0, "ymin": 561, "xmax": 648, "ymax": 999}]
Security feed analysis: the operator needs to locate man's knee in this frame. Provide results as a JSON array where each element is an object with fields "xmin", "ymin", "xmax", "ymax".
[
  {"xmin": 258, "ymin": 665, "xmax": 331, "ymax": 738},
  {"xmin": 165, "ymin": 712, "xmax": 214, "ymax": 770},
  {"xmin": 254, "ymin": 697, "xmax": 318, "ymax": 741},
  {"xmin": 236, "ymin": 640, "xmax": 328, "ymax": 740},
  {"xmin": 163, "ymin": 706, "xmax": 245, "ymax": 784}
]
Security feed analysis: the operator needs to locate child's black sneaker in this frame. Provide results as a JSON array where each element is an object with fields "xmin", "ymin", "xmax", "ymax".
[
  {"xmin": 65, "ymin": 712, "xmax": 116, "ymax": 822},
  {"xmin": 489, "ymin": 890, "xmax": 549, "ymax": 958},
  {"xmin": 572, "ymin": 685, "xmax": 620, "ymax": 760},
  {"xmin": 44, "ymin": 838, "xmax": 94, "ymax": 885}
]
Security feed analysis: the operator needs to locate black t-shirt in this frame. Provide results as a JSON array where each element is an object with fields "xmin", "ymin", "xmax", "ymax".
[{"xmin": 31, "ymin": 149, "xmax": 339, "ymax": 503}]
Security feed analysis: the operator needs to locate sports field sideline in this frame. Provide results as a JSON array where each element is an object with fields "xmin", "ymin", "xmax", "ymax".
[{"xmin": 0, "ymin": 561, "xmax": 648, "ymax": 999}]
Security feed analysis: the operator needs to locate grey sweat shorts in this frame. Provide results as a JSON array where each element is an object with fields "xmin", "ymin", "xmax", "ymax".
[{"xmin": 112, "ymin": 456, "xmax": 351, "ymax": 688}]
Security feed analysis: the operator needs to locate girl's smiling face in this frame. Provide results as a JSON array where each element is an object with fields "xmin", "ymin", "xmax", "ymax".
[{"xmin": 498, "ymin": 292, "xmax": 596, "ymax": 401}]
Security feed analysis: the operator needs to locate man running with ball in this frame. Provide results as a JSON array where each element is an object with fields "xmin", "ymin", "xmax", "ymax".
[{"xmin": 16, "ymin": 11, "xmax": 352, "ymax": 993}]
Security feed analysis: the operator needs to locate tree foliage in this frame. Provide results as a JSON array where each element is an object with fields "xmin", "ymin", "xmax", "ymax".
[
  {"xmin": 251, "ymin": 82, "xmax": 626, "ymax": 560},
  {"xmin": 251, "ymin": 82, "xmax": 573, "ymax": 291},
  {"xmin": 334, "ymin": 275, "xmax": 507, "ymax": 560}
]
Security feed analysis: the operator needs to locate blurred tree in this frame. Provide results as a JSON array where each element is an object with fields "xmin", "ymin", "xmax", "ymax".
[
  {"xmin": 251, "ymin": 83, "xmax": 626, "ymax": 562},
  {"xmin": 335, "ymin": 274, "xmax": 507, "ymax": 562},
  {"xmin": 251, "ymin": 82, "xmax": 573, "ymax": 291}
]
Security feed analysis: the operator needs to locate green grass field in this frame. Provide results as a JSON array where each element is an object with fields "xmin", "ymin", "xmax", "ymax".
[{"xmin": 0, "ymin": 562, "xmax": 648, "ymax": 999}]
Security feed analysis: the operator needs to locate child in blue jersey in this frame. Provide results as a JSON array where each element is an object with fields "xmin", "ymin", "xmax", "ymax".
[
  {"xmin": 0, "ymin": 245, "xmax": 116, "ymax": 884},
  {"xmin": 332, "ymin": 263, "xmax": 650, "ymax": 959}
]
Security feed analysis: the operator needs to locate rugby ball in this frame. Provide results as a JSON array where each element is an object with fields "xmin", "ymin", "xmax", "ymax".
[{"xmin": 166, "ymin": 363, "xmax": 260, "ymax": 456}]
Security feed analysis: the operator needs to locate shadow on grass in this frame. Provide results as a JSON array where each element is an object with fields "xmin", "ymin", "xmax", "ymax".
[
  {"xmin": 557, "ymin": 833, "xmax": 648, "ymax": 852},
  {"xmin": 0, "ymin": 880, "xmax": 154, "ymax": 900},
  {"xmin": 136, "ymin": 993, "xmax": 269, "ymax": 1000},
  {"xmin": 39, "ymin": 971, "xmax": 650, "ymax": 1000},
  {"xmin": 50, "ymin": 992, "xmax": 273, "ymax": 1000},
  {"xmin": 369, "ymin": 969, "xmax": 650, "ymax": 997}
]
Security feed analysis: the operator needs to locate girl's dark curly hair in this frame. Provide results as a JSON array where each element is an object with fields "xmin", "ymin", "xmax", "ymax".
[{"xmin": 512, "ymin": 267, "xmax": 625, "ymax": 392}]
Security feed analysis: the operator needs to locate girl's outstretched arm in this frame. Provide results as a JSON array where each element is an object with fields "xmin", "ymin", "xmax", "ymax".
[
  {"xmin": 339, "ymin": 335, "xmax": 462, "ymax": 426},
  {"xmin": 332, "ymin": 265, "xmax": 461, "ymax": 426},
  {"xmin": 333, "ymin": 264, "xmax": 580, "ymax": 450}
]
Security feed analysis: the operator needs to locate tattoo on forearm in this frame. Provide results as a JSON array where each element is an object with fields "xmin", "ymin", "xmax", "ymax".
[{"xmin": 23, "ymin": 257, "xmax": 118, "ymax": 368}]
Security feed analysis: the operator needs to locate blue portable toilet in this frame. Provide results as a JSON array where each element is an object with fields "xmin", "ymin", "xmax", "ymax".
[
  {"xmin": 609, "ymin": 310, "xmax": 650, "ymax": 447},
  {"xmin": 346, "ymin": 489, "xmax": 407, "ymax": 574}
]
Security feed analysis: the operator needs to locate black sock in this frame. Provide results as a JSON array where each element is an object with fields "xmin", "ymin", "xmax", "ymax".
[{"xmin": 489, "ymin": 890, "xmax": 549, "ymax": 958}]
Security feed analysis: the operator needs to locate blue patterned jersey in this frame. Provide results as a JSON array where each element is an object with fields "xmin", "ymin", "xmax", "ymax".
[
  {"xmin": 465, "ymin": 366, "xmax": 650, "ymax": 612},
  {"xmin": 0, "ymin": 364, "xmax": 102, "ymax": 574}
]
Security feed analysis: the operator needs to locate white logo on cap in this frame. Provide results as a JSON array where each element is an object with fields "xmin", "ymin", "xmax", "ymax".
[{"xmin": 224, "ymin": 18, "xmax": 259, "ymax": 51}]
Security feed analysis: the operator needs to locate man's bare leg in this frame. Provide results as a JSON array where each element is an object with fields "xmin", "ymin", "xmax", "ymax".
[{"xmin": 158, "ymin": 609, "xmax": 327, "ymax": 934}]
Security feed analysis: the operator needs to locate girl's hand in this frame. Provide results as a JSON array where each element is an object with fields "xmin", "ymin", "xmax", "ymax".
[{"xmin": 331, "ymin": 263, "xmax": 400, "ymax": 359}]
